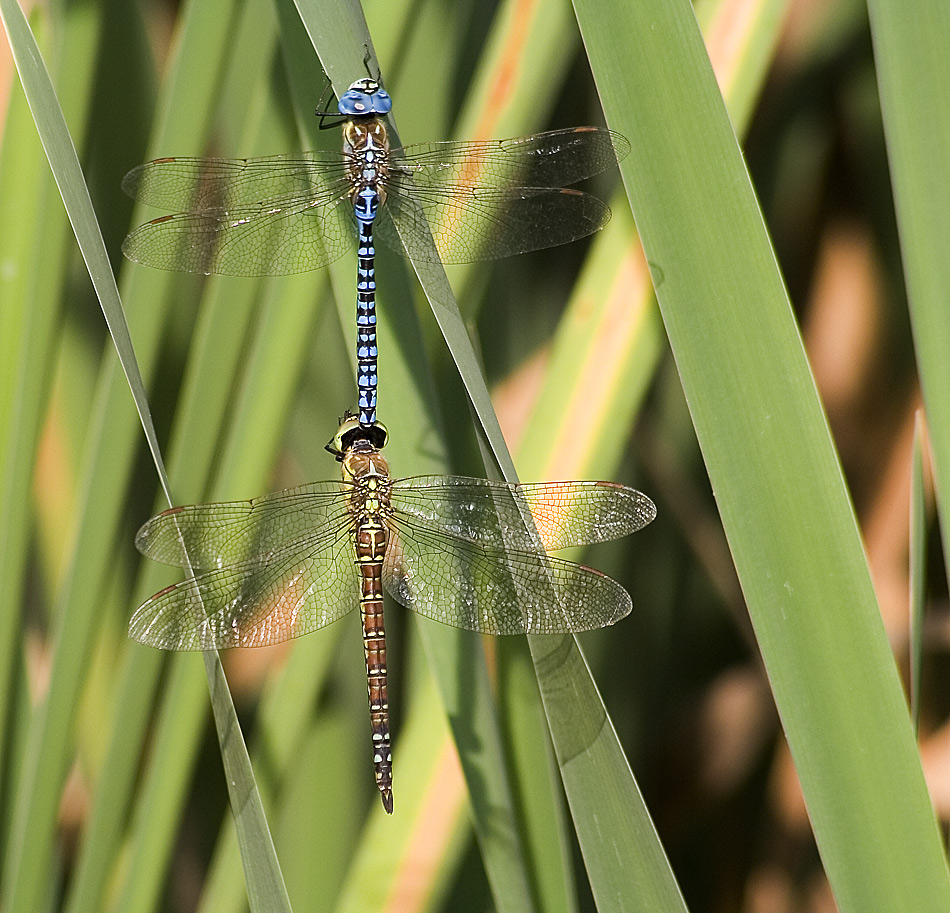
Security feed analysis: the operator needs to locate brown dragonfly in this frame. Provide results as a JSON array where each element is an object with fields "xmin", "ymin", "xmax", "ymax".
[{"xmin": 131, "ymin": 417, "xmax": 656, "ymax": 813}]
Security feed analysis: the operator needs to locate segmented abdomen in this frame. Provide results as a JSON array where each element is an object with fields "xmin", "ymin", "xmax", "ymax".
[
  {"xmin": 355, "ymin": 517, "xmax": 393, "ymax": 813},
  {"xmin": 355, "ymin": 215, "xmax": 378, "ymax": 427}
]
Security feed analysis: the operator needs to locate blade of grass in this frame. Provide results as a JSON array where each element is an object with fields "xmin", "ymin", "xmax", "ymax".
[
  {"xmin": 517, "ymin": 0, "xmax": 788, "ymax": 482},
  {"xmin": 293, "ymin": 4, "xmax": 689, "ymax": 912},
  {"xmin": 177, "ymin": 242, "xmax": 343, "ymax": 913},
  {"xmin": 106, "ymin": 6, "xmax": 313, "ymax": 911},
  {"xmin": 867, "ymin": 0, "xmax": 950, "ymax": 658},
  {"xmin": 0, "ymin": 4, "xmax": 170, "ymax": 910},
  {"xmin": 287, "ymin": 5, "xmax": 544, "ymax": 913},
  {"xmin": 0, "ymin": 2, "xmax": 295, "ymax": 912},
  {"xmin": 402, "ymin": 2, "xmax": 588, "ymax": 908},
  {"xmin": 272, "ymin": 694, "xmax": 368, "ymax": 910},
  {"xmin": 445, "ymin": 3, "xmax": 650, "ymax": 908},
  {"xmin": 293, "ymin": 0, "xmax": 522, "ymax": 483},
  {"xmin": 101, "ymin": 2, "xmax": 478, "ymax": 909},
  {"xmin": 700, "ymin": 0, "xmax": 787, "ymax": 132},
  {"xmin": 439, "ymin": 0, "xmax": 580, "ymax": 313},
  {"xmin": 511, "ymin": 204, "xmax": 661, "ymax": 479},
  {"xmin": 577, "ymin": 0, "xmax": 950, "ymax": 910},
  {"xmin": 197, "ymin": 628, "xmax": 347, "ymax": 913},
  {"xmin": 0, "ymin": 18, "xmax": 60, "ymax": 807},
  {"xmin": 453, "ymin": 3, "xmax": 801, "ymax": 910},
  {"xmin": 125, "ymin": 2, "xmax": 468, "ymax": 909},
  {"xmin": 500, "ymin": 6, "xmax": 791, "ymax": 899},
  {"xmin": 332, "ymin": 668, "xmax": 471, "ymax": 913},
  {"xmin": 909, "ymin": 411, "xmax": 926, "ymax": 734}
]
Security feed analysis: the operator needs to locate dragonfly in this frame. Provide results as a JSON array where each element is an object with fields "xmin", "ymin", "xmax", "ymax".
[
  {"xmin": 121, "ymin": 78, "xmax": 629, "ymax": 429},
  {"xmin": 130, "ymin": 417, "xmax": 656, "ymax": 813}
]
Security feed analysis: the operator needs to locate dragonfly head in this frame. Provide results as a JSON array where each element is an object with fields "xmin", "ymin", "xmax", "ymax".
[
  {"xmin": 326, "ymin": 415, "xmax": 389, "ymax": 461},
  {"xmin": 338, "ymin": 78, "xmax": 392, "ymax": 118}
]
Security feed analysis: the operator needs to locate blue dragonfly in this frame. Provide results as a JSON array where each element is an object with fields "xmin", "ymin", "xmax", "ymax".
[{"xmin": 122, "ymin": 78, "xmax": 629, "ymax": 429}]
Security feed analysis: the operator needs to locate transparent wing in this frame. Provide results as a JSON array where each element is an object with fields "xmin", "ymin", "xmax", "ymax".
[
  {"xmin": 121, "ymin": 153, "xmax": 355, "ymax": 275},
  {"xmin": 391, "ymin": 128, "xmax": 628, "ymax": 192},
  {"xmin": 129, "ymin": 533, "xmax": 359, "ymax": 650},
  {"xmin": 390, "ymin": 477, "xmax": 656, "ymax": 552},
  {"xmin": 122, "ymin": 153, "xmax": 351, "ymax": 212},
  {"xmin": 382, "ymin": 520, "xmax": 631, "ymax": 635},
  {"xmin": 131, "ymin": 483, "xmax": 359, "ymax": 650},
  {"xmin": 377, "ymin": 127, "xmax": 627, "ymax": 262},
  {"xmin": 377, "ymin": 188, "xmax": 611, "ymax": 263},
  {"xmin": 135, "ymin": 482, "xmax": 352, "ymax": 569}
]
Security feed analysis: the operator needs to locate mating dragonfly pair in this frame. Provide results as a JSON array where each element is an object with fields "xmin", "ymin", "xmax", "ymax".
[{"xmin": 125, "ymin": 77, "xmax": 653, "ymax": 813}]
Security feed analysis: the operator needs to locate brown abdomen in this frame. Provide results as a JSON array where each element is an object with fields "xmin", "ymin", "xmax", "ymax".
[{"xmin": 356, "ymin": 518, "xmax": 393, "ymax": 813}]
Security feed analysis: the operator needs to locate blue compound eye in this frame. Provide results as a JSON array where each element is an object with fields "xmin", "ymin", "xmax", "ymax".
[
  {"xmin": 371, "ymin": 89, "xmax": 392, "ymax": 115},
  {"xmin": 338, "ymin": 79, "xmax": 391, "ymax": 116},
  {"xmin": 338, "ymin": 89, "xmax": 366, "ymax": 115}
]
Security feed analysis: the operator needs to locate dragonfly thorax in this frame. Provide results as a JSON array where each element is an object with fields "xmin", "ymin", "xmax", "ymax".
[
  {"xmin": 344, "ymin": 449, "xmax": 393, "ymax": 529},
  {"xmin": 343, "ymin": 121, "xmax": 391, "ymax": 206},
  {"xmin": 342, "ymin": 447, "xmax": 390, "ymax": 487}
]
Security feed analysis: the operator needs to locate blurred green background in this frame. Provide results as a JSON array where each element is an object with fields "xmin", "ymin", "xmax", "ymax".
[{"xmin": 2, "ymin": 0, "xmax": 949, "ymax": 912}]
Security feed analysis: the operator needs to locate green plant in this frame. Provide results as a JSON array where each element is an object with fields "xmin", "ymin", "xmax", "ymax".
[{"xmin": 1, "ymin": 0, "xmax": 948, "ymax": 911}]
